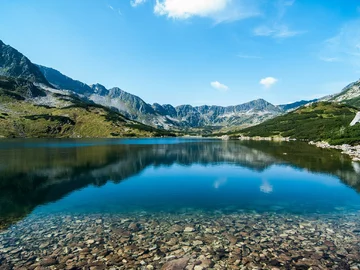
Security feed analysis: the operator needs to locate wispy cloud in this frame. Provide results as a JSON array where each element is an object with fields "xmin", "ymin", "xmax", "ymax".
[
  {"xmin": 211, "ymin": 81, "xmax": 229, "ymax": 91},
  {"xmin": 260, "ymin": 77, "xmax": 278, "ymax": 88},
  {"xmin": 253, "ymin": 0, "xmax": 304, "ymax": 39},
  {"xmin": 108, "ymin": 5, "xmax": 122, "ymax": 16},
  {"xmin": 237, "ymin": 53, "xmax": 262, "ymax": 59},
  {"xmin": 214, "ymin": 177, "xmax": 227, "ymax": 189},
  {"xmin": 131, "ymin": 0, "xmax": 147, "ymax": 7},
  {"xmin": 254, "ymin": 24, "xmax": 304, "ymax": 38},
  {"xmin": 319, "ymin": 57, "xmax": 340, "ymax": 63},
  {"xmin": 153, "ymin": 0, "xmax": 261, "ymax": 23},
  {"xmin": 320, "ymin": 19, "xmax": 360, "ymax": 67}
]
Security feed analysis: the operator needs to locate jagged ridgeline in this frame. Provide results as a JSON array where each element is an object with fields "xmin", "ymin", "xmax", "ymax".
[
  {"xmin": 0, "ymin": 41, "xmax": 175, "ymax": 138},
  {"xmin": 1, "ymin": 38, "xmax": 360, "ymax": 138},
  {"xmin": 37, "ymin": 64, "xmax": 291, "ymax": 130},
  {"xmin": 31, "ymin": 48, "xmax": 318, "ymax": 130}
]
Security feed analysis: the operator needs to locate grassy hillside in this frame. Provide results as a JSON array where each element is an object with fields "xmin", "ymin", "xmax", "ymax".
[
  {"xmin": 0, "ymin": 77, "xmax": 176, "ymax": 138},
  {"xmin": 342, "ymin": 96, "xmax": 360, "ymax": 109},
  {"xmin": 228, "ymin": 102, "xmax": 360, "ymax": 145}
]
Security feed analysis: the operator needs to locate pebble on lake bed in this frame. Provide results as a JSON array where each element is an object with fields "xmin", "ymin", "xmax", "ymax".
[{"xmin": 0, "ymin": 211, "xmax": 360, "ymax": 270}]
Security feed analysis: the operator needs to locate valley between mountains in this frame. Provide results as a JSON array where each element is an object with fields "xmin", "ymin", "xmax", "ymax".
[{"xmin": 0, "ymin": 39, "xmax": 360, "ymax": 146}]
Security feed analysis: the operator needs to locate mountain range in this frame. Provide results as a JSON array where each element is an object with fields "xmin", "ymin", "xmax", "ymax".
[
  {"xmin": 0, "ymin": 40, "xmax": 176, "ymax": 138},
  {"xmin": 37, "ymin": 63, "xmax": 317, "ymax": 130},
  {"xmin": 0, "ymin": 39, "xmax": 359, "ymax": 138},
  {"xmin": 0, "ymin": 39, "xmax": 323, "ymax": 131}
]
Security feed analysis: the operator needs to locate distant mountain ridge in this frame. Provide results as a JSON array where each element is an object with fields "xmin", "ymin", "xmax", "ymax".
[
  {"xmin": 36, "ymin": 61, "xmax": 309, "ymax": 130},
  {"xmin": 1, "ymin": 39, "xmax": 349, "ymax": 132},
  {"xmin": 278, "ymin": 99, "xmax": 318, "ymax": 111}
]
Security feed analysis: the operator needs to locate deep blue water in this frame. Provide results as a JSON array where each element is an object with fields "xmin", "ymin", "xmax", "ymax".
[
  {"xmin": 33, "ymin": 163, "xmax": 360, "ymax": 215},
  {"xmin": 1, "ymin": 138, "xmax": 360, "ymax": 227}
]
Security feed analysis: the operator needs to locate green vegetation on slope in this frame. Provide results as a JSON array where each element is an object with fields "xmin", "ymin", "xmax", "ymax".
[
  {"xmin": 236, "ymin": 102, "xmax": 360, "ymax": 145},
  {"xmin": 343, "ymin": 96, "xmax": 360, "ymax": 109},
  {"xmin": 0, "ymin": 77, "xmax": 176, "ymax": 138}
]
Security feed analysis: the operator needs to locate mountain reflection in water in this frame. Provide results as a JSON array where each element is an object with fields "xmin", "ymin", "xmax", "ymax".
[{"xmin": 0, "ymin": 139, "xmax": 359, "ymax": 230}]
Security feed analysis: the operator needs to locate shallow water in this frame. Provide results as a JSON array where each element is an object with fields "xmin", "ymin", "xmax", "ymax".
[{"xmin": 0, "ymin": 139, "xmax": 360, "ymax": 269}]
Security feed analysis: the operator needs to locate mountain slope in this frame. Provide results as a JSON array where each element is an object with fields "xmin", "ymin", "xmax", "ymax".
[
  {"xmin": 0, "ymin": 39, "xmax": 319, "ymax": 131},
  {"xmin": 37, "ymin": 65, "xmax": 93, "ymax": 95},
  {"xmin": 278, "ymin": 99, "xmax": 318, "ymax": 111},
  {"xmin": 0, "ymin": 76, "xmax": 46, "ymax": 100},
  {"xmin": 0, "ymin": 40, "xmax": 50, "ymax": 86},
  {"xmin": 0, "ymin": 76, "xmax": 175, "ymax": 138},
  {"xmin": 328, "ymin": 79, "xmax": 360, "ymax": 108},
  {"xmin": 240, "ymin": 102, "xmax": 360, "ymax": 145},
  {"xmin": 35, "ymin": 64, "xmax": 286, "ymax": 129}
]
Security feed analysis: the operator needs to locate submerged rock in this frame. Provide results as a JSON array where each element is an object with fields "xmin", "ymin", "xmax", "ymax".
[
  {"xmin": 0, "ymin": 212, "xmax": 360, "ymax": 269},
  {"xmin": 161, "ymin": 257, "xmax": 190, "ymax": 270}
]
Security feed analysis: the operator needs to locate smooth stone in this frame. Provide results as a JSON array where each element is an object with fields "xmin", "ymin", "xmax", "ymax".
[
  {"xmin": 40, "ymin": 257, "xmax": 58, "ymax": 267},
  {"xmin": 161, "ymin": 257, "xmax": 190, "ymax": 270},
  {"xmin": 184, "ymin": 227, "xmax": 195, "ymax": 233}
]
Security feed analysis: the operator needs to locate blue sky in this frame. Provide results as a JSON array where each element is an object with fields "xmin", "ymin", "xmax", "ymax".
[{"xmin": 0, "ymin": 0, "xmax": 360, "ymax": 106}]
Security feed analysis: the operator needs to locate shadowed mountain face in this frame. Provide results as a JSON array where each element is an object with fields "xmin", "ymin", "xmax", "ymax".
[
  {"xmin": 0, "ymin": 76, "xmax": 46, "ymax": 100},
  {"xmin": 36, "ymin": 65, "xmax": 93, "ymax": 95},
  {"xmin": 0, "ymin": 41, "xmax": 50, "ymax": 87},
  {"xmin": 0, "ymin": 139, "xmax": 359, "ymax": 230}
]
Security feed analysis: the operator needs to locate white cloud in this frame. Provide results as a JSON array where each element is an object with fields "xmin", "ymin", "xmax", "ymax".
[
  {"xmin": 260, "ymin": 77, "xmax": 278, "ymax": 88},
  {"xmin": 320, "ymin": 19, "xmax": 360, "ymax": 67},
  {"xmin": 260, "ymin": 179, "xmax": 273, "ymax": 194},
  {"xmin": 211, "ymin": 81, "xmax": 229, "ymax": 91},
  {"xmin": 131, "ymin": 0, "xmax": 147, "ymax": 7},
  {"xmin": 154, "ymin": 0, "xmax": 260, "ymax": 23}
]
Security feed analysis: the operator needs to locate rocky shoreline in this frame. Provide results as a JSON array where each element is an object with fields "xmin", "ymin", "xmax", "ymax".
[
  {"xmin": 1, "ymin": 211, "xmax": 360, "ymax": 270},
  {"xmin": 309, "ymin": 141, "xmax": 360, "ymax": 161},
  {"xmin": 218, "ymin": 135, "xmax": 292, "ymax": 142},
  {"xmin": 218, "ymin": 135, "xmax": 360, "ymax": 162}
]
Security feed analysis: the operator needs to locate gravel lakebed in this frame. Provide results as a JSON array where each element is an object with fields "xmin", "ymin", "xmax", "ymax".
[{"xmin": 1, "ymin": 211, "xmax": 360, "ymax": 270}]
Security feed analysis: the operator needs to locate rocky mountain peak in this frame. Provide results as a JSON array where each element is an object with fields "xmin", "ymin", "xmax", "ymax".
[
  {"xmin": 0, "ymin": 40, "xmax": 50, "ymax": 86},
  {"xmin": 90, "ymin": 83, "xmax": 109, "ymax": 96}
]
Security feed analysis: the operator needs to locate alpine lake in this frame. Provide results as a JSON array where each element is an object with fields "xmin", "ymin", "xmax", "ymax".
[{"xmin": 0, "ymin": 138, "xmax": 360, "ymax": 270}]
